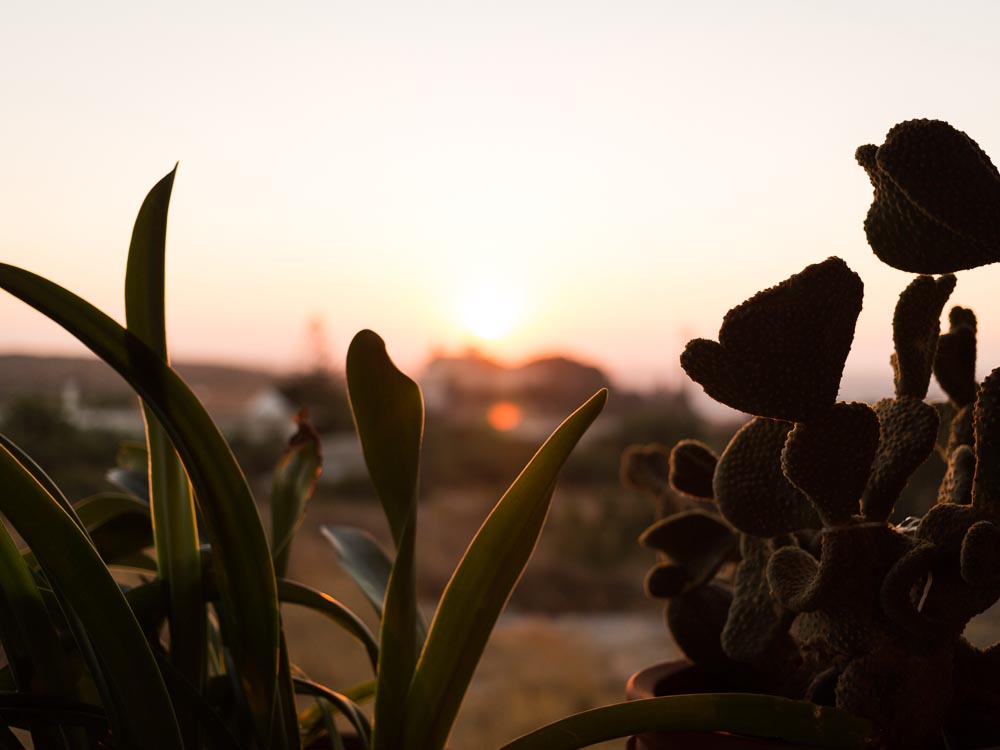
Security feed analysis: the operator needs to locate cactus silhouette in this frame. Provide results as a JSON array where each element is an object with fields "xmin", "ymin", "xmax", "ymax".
[{"xmin": 624, "ymin": 119, "xmax": 1000, "ymax": 750}]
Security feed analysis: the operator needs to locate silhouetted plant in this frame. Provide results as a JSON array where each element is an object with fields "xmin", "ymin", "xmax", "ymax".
[
  {"xmin": 0, "ymin": 167, "xmax": 618, "ymax": 750},
  {"xmin": 625, "ymin": 119, "xmax": 1000, "ymax": 749},
  {"xmin": 0, "ymin": 168, "xmax": 871, "ymax": 750}
]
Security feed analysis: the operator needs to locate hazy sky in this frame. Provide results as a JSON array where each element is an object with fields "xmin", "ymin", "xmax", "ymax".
[{"xmin": 4, "ymin": 1, "xmax": 1000, "ymax": 397}]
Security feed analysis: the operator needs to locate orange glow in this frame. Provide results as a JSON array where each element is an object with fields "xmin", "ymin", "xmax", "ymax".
[{"xmin": 486, "ymin": 401, "xmax": 523, "ymax": 432}]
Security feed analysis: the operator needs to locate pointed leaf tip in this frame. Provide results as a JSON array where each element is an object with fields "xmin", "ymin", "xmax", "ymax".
[{"xmin": 401, "ymin": 387, "xmax": 606, "ymax": 750}]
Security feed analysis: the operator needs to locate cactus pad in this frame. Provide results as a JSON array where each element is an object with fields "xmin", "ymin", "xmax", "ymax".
[
  {"xmin": 856, "ymin": 119, "xmax": 1000, "ymax": 273},
  {"xmin": 960, "ymin": 520, "xmax": 1000, "ymax": 586},
  {"xmin": 936, "ymin": 444, "xmax": 975, "ymax": 506},
  {"xmin": 972, "ymin": 369, "xmax": 1000, "ymax": 512},
  {"xmin": 860, "ymin": 397, "xmax": 939, "ymax": 522},
  {"xmin": 781, "ymin": 402, "xmax": 880, "ymax": 526},
  {"xmin": 714, "ymin": 417, "xmax": 820, "ymax": 537},
  {"xmin": 668, "ymin": 439, "xmax": 718, "ymax": 499},
  {"xmin": 891, "ymin": 274, "xmax": 955, "ymax": 399},
  {"xmin": 665, "ymin": 584, "xmax": 734, "ymax": 671},
  {"xmin": 644, "ymin": 562, "xmax": 690, "ymax": 599},
  {"xmin": 680, "ymin": 258, "xmax": 862, "ymax": 422},
  {"xmin": 935, "ymin": 307, "xmax": 978, "ymax": 407},
  {"xmin": 640, "ymin": 509, "xmax": 736, "ymax": 591},
  {"xmin": 721, "ymin": 535, "xmax": 798, "ymax": 674},
  {"xmin": 620, "ymin": 443, "xmax": 672, "ymax": 496}
]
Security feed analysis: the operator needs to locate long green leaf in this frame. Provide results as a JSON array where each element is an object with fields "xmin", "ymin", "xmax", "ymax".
[
  {"xmin": 403, "ymin": 389, "xmax": 607, "ymax": 750},
  {"xmin": 372, "ymin": 512, "xmax": 417, "ymax": 750},
  {"xmin": 74, "ymin": 492, "xmax": 150, "ymax": 526},
  {"xmin": 0, "ymin": 522, "xmax": 69, "ymax": 690},
  {"xmin": 342, "ymin": 679, "xmax": 376, "ymax": 704},
  {"xmin": 0, "ymin": 263, "xmax": 280, "ymax": 746},
  {"xmin": 124, "ymin": 167, "xmax": 206, "ymax": 747},
  {"xmin": 151, "ymin": 651, "xmax": 242, "ymax": 750},
  {"xmin": 0, "ymin": 444, "xmax": 182, "ymax": 749},
  {"xmin": 0, "ymin": 518, "xmax": 79, "ymax": 750},
  {"xmin": 346, "ymin": 330, "xmax": 423, "ymax": 750},
  {"xmin": 271, "ymin": 415, "xmax": 322, "ymax": 578},
  {"xmin": 105, "ymin": 467, "xmax": 150, "ymax": 503},
  {"xmin": 123, "ymin": 581, "xmax": 168, "ymax": 642},
  {"xmin": 346, "ymin": 329, "xmax": 422, "ymax": 549},
  {"xmin": 320, "ymin": 526, "xmax": 391, "ymax": 618},
  {"xmin": 276, "ymin": 579, "xmax": 379, "ymax": 672},
  {"xmin": 320, "ymin": 525, "xmax": 427, "ymax": 641},
  {"xmin": 0, "ymin": 693, "xmax": 107, "ymax": 731},
  {"xmin": 124, "ymin": 167, "xmax": 174, "ymax": 356},
  {"xmin": 71, "ymin": 492, "xmax": 153, "ymax": 565},
  {"xmin": 0, "ymin": 433, "xmax": 83, "ymax": 531},
  {"xmin": 498, "ymin": 695, "xmax": 871, "ymax": 750},
  {"xmin": 272, "ymin": 633, "xmax": 298, "ymax": 750},
  {"xmin": 20, "ymin": 494, "xmax": 151, "ymax": 571},
  {"xmin": 299, "ymin": 680, "xmax": 375, "ymax": 747},
  {"xmin": 301, "ymin": 695, "xmax": 341, "ymax": 750},
  {"xmin": 292, "ymin": 679, "xmax": 372, "ymax": 746},
  {"xmin": 297, "ymin": 679, "xmax": 376, "ymax": 747}
]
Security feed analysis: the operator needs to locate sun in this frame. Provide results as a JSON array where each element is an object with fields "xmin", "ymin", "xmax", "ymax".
[{"xmin": 455, "ymin": 283, "xmax": 521, "ymax": 340}]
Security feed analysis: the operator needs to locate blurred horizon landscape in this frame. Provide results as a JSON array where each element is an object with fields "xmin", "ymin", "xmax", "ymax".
[
  {"xmin": 0, "ymin": 340, "xmax": 951, "ymax": 424},
  {"xmin": 7, "ymin": 1, "xmax": 1000, "ymax": 745}
]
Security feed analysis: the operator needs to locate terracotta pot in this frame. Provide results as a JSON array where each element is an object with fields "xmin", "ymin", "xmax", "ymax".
[{"xmin": 625, "ymin": 661, "xmax": 811, "ymax": 750}]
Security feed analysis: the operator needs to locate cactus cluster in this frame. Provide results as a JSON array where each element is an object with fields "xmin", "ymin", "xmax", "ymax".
[{"xmin": 623, "ymin": 120, "xmax": 1000, "ymax": 749}]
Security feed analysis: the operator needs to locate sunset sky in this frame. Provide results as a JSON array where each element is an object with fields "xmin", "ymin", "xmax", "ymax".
[{"xmin": 4, "ymin": 1, "xmax": 1000, "ymax": 403}]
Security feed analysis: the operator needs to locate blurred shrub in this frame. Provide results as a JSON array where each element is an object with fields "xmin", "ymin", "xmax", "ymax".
[
  {"xmin": 1, "ymin": 396, "xmax": 120, "ymax": 499},
  {"xmin": 421, "ymin": 420, "xmax": 537, "ymax": 488},
  {"xmin": 276, "ymin": 369, "xmax": 353, "ymax": 433}
]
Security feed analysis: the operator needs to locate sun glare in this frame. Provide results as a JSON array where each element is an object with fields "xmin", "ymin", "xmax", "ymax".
[
  {"xmin": 486, "ymin": 401, "xmax": 523, "ymax": 432},
  {"xmin": 456, "ymin": 283, "xmax": 521, "ymax": 340}
]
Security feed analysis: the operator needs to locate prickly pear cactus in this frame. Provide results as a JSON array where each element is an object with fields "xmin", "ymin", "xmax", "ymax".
[{"xmin": 623, "ymin": 120, "xmax": 1000, "ymax": 749}]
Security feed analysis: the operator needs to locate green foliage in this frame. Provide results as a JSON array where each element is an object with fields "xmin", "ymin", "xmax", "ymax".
[
  {"xmin": 624, "ymin": 119, "xmax": 1000, "ymax": 749},
  {"xmin": 499, "ymin": 694, "xmax": 869, "ymax": 750},
  {"xmin": 270, "ymin": 415, "xmax": 322, "ymax": 579},
  {"xmin": 125, "ymin": 166, "xmax": 205, "ymax": 749},
  {"xmin": 0, "ymin": 170, "xmax": 792, "ymax": 750}
]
